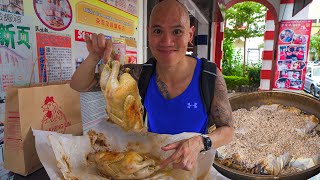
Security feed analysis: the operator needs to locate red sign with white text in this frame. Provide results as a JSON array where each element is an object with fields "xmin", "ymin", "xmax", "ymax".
[{"xmin": 273, "ymin": 20, "xmax": 312, "ymax": 90}]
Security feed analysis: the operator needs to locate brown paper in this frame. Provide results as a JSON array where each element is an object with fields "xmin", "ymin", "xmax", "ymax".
[{"xmin": 4, "ymin": 83, "xmax": 83, "ymax": 176}]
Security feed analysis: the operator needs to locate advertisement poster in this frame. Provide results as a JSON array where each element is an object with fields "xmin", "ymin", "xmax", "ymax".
[
  {"xmin": 100, "ymin": 0, "xmax": 138, "ymax": 16},
  {"xmin": 0, "ymin": 0, "xmax": 139, "ymax": 119},
  {"xmin": 273, "ymin": 20, "xmax": 312, "ymax": 90},
  {"xmin": 0, "ymin": 13, "xmax": 35, "ymax": 124},
  {"xmin": 36, "ymin": 33, "xmax": 72, "ymax": 82},
  {"xmin": 33, "ymin": 0, "xmax": 72, "ymax": 31},
  {"xmin": 125, "ymin": 39, "xmax": 137, "ymax": 64},
  {"xmin": 74, "ymin": 29, "xmax": 111, "ymax": 72}
]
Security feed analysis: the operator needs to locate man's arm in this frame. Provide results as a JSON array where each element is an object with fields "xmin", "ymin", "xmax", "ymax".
[
  {"xmin": 70, "ymin": 54, "xmax": 100, "ymax": 92},
  {"xmin": 207, "ymin": 67, "xmax": 234, "ymax": 149},
  {"xmin": 70, "ymin": 33, "xmax": 113, "ymax": 92}
]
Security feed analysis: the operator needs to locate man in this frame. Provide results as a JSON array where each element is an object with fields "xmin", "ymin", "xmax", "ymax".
[
  {"xmin": 70, "ymin": 0, "xmax": 234, "ymax": 171},
  {"xmin": 284, "ymin": 30, "xmax": 293, "ymax": 42},
  {"xmin": 296, "ymin": 47, "xmax": 304, "ymax": 60}
]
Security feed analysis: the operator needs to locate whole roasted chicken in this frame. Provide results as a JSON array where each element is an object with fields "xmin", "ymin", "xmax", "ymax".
[
  {"xmin": 87, "ymin": 130, "xmax": 163, "ymax": 179},
  {"xmin": 88, "ymin": 151, "xmax": 161, "ymax": 179},
  {"xmin": 99, "ymin": 60, "xmax": 144, "ymax": 132}
]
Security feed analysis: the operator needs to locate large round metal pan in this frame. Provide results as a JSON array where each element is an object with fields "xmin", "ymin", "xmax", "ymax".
[{"xmin": 213, "ymin": 91, "xmax": 320, "ymax": 180}]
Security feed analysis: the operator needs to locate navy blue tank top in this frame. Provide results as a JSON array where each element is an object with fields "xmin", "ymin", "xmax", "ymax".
[{"xmin": 144, "ymin": 58, "xmax": 208, "ymax": 134}]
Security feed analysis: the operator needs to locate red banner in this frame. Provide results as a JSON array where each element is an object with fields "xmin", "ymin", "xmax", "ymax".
[{"xmin": 273, "ymin": 20, "xmax": 312, "ymax": 90}]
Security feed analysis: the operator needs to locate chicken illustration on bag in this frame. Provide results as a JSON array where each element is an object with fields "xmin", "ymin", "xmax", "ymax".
[{"xmin": 41, "ymin": 96, "xmax": 70, "ymax": 133}]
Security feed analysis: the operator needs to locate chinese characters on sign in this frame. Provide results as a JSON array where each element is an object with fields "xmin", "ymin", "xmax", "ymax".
[
  {"xmin": 36, "ymin": 33, "xmax": 72, "ymax": 82},
  {"xmin": 100, "ymin": 0, "xmax": 138, "ymax": 16},
  {"xmin": 0, "ymin": 23, "xmax": 31, "ymax": 49},
  {"xmin": 76, "ymin": 2, "xmax": 135, "ymax": 36},
  {"xmin": 0, "ymin": 13, "xmax": 34, "ymax": 124},
  {"xmin": 0, "ymin": 12, "xmax": 22, "ymax": 23},
  {"xmin": 45, "ymin": 46, "xmax": 73, "ymax": 81}
]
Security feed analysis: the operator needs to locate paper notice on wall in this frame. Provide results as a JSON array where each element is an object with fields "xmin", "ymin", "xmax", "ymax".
[
  {"xmin": 112, "ymin": 37, "xmax": 126, "ymax": 64},
  {"xmin": 36, "ymin": 32, "xmax": 72, "ymax": 83},
  {"xmin": 80, "ymin": 92, "xmax": 107, "ymax": 132},
  {"xmin": 125, "ymin": 39, "xmax": 137, "ymax": 64},
  {"xmin": 0, "ymin": 14, "xmax": 35, "ymax": 123},
  {"xmin": 45, "ymin": 46, "xmax": 72, "ymax": 81}
]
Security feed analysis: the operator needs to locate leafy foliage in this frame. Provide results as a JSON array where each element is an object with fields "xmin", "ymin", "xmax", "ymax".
[
  {"xmin": 223, "ymin": 2, "xmax": 266, "ymax": 75},
  {"xmin": 224, "ymin": 2, "xmax": 267, "ymax": 40},
  {"xmin": 246, "ymin": 63, "xmax": 261, "ymax": 87},
  {"xmin": 223, "ymin": 75, "xmax": 249, "ymax": 90},
  {"xmin": 222, "ymin": 2, "xmax": 265, "ymax": 87},
  {"xmin": 222, "ymin": 41, "xmax": 243, "ymax": 76},
  {"xmin": 310, "ymin": 34, "xmax": 320, "ymax": 60}
]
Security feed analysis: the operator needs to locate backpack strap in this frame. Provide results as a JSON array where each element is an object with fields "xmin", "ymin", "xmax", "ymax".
[
  {"xmin": 138, "ymin": 58, "xmax": 157, "ymax": 122},
  {"xmin": 200, "ymin": 58, "xmax": 217, "ymax": 116}
]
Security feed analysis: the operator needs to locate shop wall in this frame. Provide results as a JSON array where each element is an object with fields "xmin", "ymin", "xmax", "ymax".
[{"xmin": 0, "ymin": 0, "xmax": 141, "ymax": 123}]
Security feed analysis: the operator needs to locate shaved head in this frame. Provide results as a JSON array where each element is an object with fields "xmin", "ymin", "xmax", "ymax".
[
  {"xmin": 147, "ymin": 0, "xmax": 195, "ymax": 65},
  {"xmin": 149, "ymin": 0, "xmax": 190, "ymax": 27}
]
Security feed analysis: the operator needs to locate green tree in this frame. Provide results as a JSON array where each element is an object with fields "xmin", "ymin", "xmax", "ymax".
[
  {"xmin": 224, "ymin": 2, "xmax": 267, "ymax": 75},
  {"xmin": 222, "ymin": 39, "xmax": 243, "ymax": 76},
  {"xmin": 310, "ymin": 34, "xmax": 320, "ymax": 60}
]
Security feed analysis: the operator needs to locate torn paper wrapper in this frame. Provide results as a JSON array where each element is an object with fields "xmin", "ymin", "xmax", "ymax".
[{"xmin": 33, "ymin": 121, "xmax": 229, "ymax": 180}]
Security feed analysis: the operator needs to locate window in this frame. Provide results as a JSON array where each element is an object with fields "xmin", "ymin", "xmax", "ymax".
[
  {"xmin": 307, "ymin": 67, "xmax": 311, "ymax": 74},
  {"xmin": 293, "ymin": 0, "xmax": 313, "ymax": 17},
  {"xmin": 313, "ymin": 67, "xmax": 320, "ymax": 77}
]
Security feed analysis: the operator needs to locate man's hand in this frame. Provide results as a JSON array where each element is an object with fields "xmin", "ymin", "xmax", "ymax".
[
  {"xmin": 160, "ymin": 136, "xmax": 204, "ymax": 171},
  {"xmin": 70, "ymin": 33, "xmax": 113, "ymax": 92},
  {"xmin": 84, "ymin": 33, "xmax": 113, "ymax": 64}
]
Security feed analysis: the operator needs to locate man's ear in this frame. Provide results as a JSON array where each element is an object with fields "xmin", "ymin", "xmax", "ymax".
[{"xmin": 189, "ymin": 26, "xmax": 195, "ymax": 42}]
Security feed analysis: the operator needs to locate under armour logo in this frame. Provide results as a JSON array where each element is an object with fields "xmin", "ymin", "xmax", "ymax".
[{"xmin": 187, "ymin": 102, "xmax": 198, "ymax": 109}]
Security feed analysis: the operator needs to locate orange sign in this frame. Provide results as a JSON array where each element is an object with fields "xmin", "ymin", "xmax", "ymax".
[{"xmin": 76, "ymin": 2, "xmax": 135, "ymax": 36}]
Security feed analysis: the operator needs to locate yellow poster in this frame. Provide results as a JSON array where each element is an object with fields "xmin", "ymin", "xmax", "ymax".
[{"xmin": 76, "ymin": 2, "xmax": 135, "ymax": 36}]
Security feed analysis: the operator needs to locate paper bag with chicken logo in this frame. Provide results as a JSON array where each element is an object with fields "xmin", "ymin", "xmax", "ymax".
[{"xmin": 3, "ymin": 83, "xmax": 83, "ymax": 176}]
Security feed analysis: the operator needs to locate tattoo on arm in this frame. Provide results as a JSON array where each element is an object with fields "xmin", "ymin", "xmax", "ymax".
[
  {"xmin": 211, "ymin": 68, "xmax": 233, "ymax": 127},
  {"xmin": 156, "ymin": 72, "xmax": 171, "ymax": 99}
]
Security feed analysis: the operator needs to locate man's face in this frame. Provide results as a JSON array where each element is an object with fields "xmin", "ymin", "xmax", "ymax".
[{"xmin": 148, "ymin": 3, "xmax": 194, "ymax": 66}]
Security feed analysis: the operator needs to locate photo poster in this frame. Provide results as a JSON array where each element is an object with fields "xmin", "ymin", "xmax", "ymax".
[
  {"xmin": 0, "ymin": 0, "xmax": 140, "ymax": 123},
  {"xmin": 273, "ymin": 20, "xmax": 312, "ymax": 90}
]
